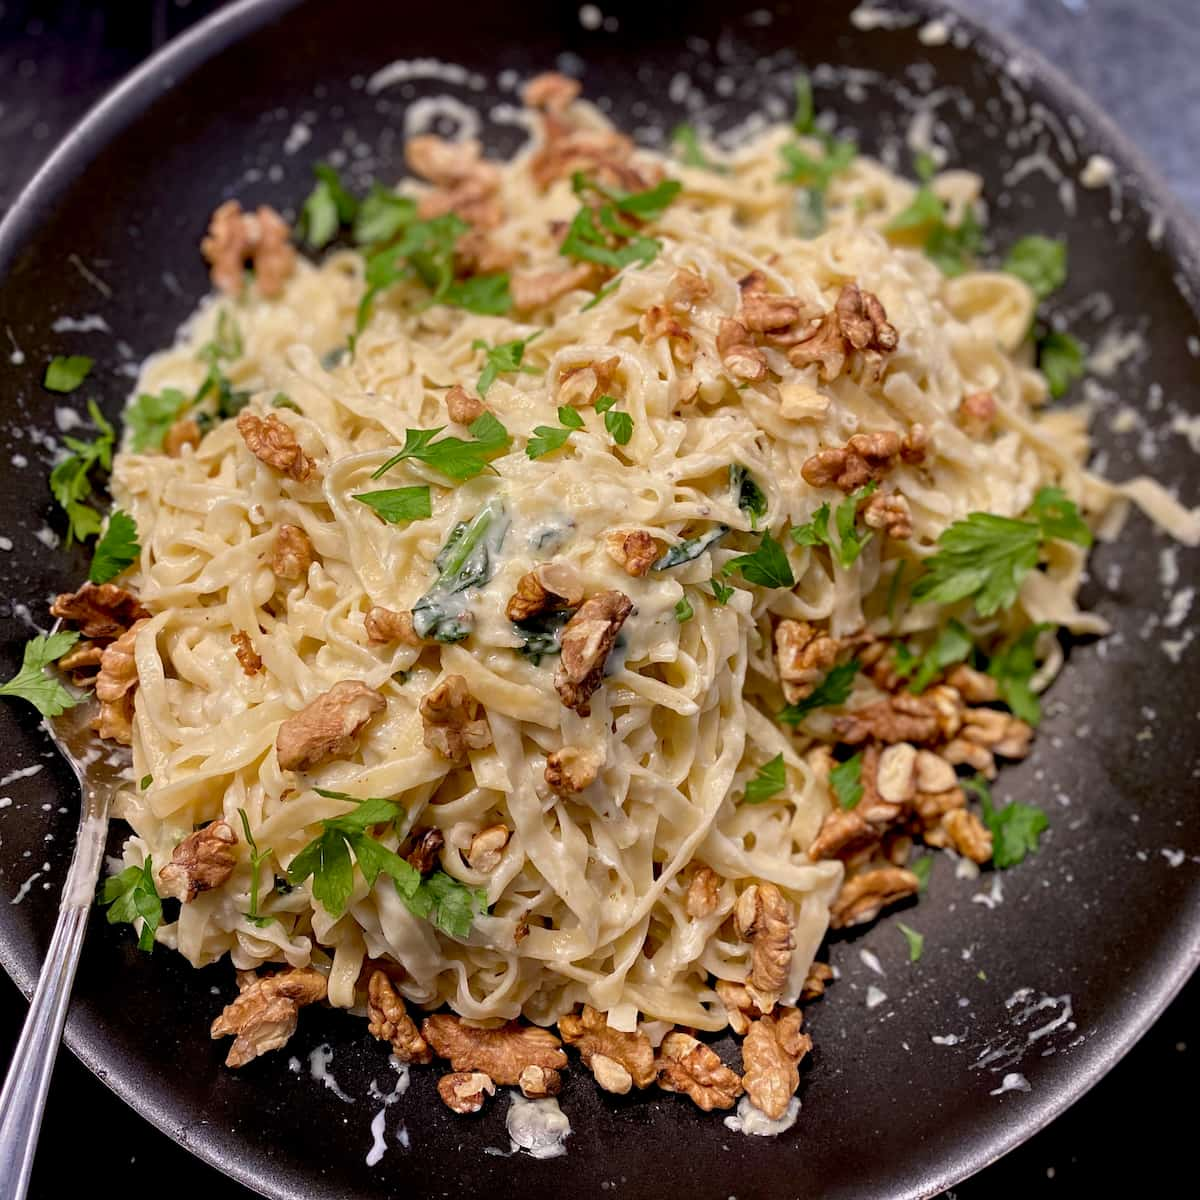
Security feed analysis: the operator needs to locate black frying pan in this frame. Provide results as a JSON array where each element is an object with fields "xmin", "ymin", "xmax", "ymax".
[{"xmin": 0, "ymin": 2, "xmax": 1197, "ymax": 1197}]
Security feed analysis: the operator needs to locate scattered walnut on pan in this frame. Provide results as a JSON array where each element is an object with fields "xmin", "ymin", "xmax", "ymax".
[
  {"xmin": 201, "ymin": 200, "xmax": 296, "ymax": 298},
  {"xmin": 800, "ymin": 961, "xmax": 834, "ymax": 1002},
  {"xmin": 553, "ymin": 589, "xmax": 633, "ymax": 715},
  {"xmin": 742, "ymin": 1007, "xmax": 812, "ymax": 1121},
  {"xmin": 511, "ymin": 263, "xmax": 596, "ymax": 311},
  {"xmin": 714, "ymin": 979, "xmax": 769, "ymax": 1036},
  {"xmin": 422, "ymin": 1014, "xmax": 567, "ymax": 1085},
  {"xmin": 522, "ymin": 71, "xmax": 582, "ymax": 113},
  {"xmin": 915, "ymin": 748, "xmax": 958, "ymax": 793},
  {"xmin": 734, "ymin": 882, "xmax": 794, "ymax": 1010},
  {"xmin": 505, "ymin": 561, "xmax": 584, "ymax": 622},
  {"xmin": 366, "ymin": 970, "xmax": 433, "ymax": 1063},
  {"xmin": 236, "ymin": 411, "xmax": 314, "ymax": 482},
  {"xmin": 862, "ymin": 490, "xmax": 913, "ymax": 539},
  {"xmin": 544, "ymin": 744, "xmax": 602, "ymax": 795},
  {"xmin": 445, "ymin": 384, "xmax": 485, "ymax": 425},
  {"xmin": 275, "ymin": 680, "xmax": 386, "ymax": 772},
  {"xmin": 808, "ymin": 807, "xmax": 878, "ymax": 863},
  {"xmin": 774, "ymin": 619, "xmax": 839, "ymax": 704},
  {"xmin": 559, "ymin": 1004, "xmax": 656, "ymax": 1091},
  {"xmin": 958, "ymin": 390, "xmax": 997, "ymax": 437},
  {"xmin": 438, "ymin": 1071, "xmax": 496, "ymax": 1113},
  {"xmin": 716, "ymin": 318, "xmax": 768, "ymax": 382},
  {"xmin": 913, "ymin": 786, "xmax": 966, "ymax": 828},
  {"xmin": 419, "ymin": 674, "xmax": 492, "ymax": 765},
  {"xmin": 941, "ymin": 808, "xmax": 994, "ymax": 863},
  {"xmin": 558, "ymin": 355, "xmax": 621, "ymax": 407},
  {"xmin": 50, "ymin": 582, "xmax": 149, "ymax": 640},
  {"xmin": 466, "ymin": 825, "xmax": 510, "ymax": 873},
  {"xmin": 685, "ymin": 865, "xmax": 721, "ymax": 918},
  {"xmin": 158, "ymin": 819, "xmax": 238, "ymax": 902},
  {"xmin": 91, "ymin": 619, "xmax": 147, "ymax": 745},
  {"xmin": 605, "ymin": 530, "xmax": 660, "ymax": 578},
  {"xmin": 364, "ymin": 606, "xmax": 422, "ymax": 646},
  {"xmin": 518, "ymin": 1064, "xmax": 562, "ymax": 1099},
  {"xmin": 666, "ymin": 268, "xmax": 713, "ymax": 312},
  {"xmin": 961, "ymin": 707, "xmax": 1034, "ymax": 759},
  {"xmin": 656, "ymin": 1032, "xmax": 743, "ymax": 1111},
  {"xmin": 854, "ymin": 743, "xmax": 905, "ymax": 827},
  {"xmin": 272, "ymin": 524, "xmax": 315, "ymax": 581},
  {"xmin": 529, "ymin": 121, "xmax": 652, "ymax": 193},
  {"xmin": 210, "ymin": 966, "xmax": 326, "ymax": 1068},
  {"xmin": 800, "ymin": 431, "xmax": 902, "ymax": 493},
  {"xmin": 875, "ymin": 742, "xmax": 918, "ymax": 806},
  {"xmin": 405, "ymin": 828, "xmax": 445, "ymax": 875},
  {"xmin": 164, "ymin": 416, "xmax": 201, "ymax": 457},
  {"xmin": 406, "ymin": 135, "xmax": 493, "ymax": 187},
  {"xmin": 231, "ymin": 631, "xmax": 262, "ymax": 676},
  {"xmin": 829, "ymin": 866, "xmax": 920, "ymax": 929}
]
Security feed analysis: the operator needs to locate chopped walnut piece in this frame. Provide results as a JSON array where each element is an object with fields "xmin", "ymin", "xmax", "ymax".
[
  {"xmin": 366, "ymin": 970, "xmax": 433, "ymax": 1063},
  {"xmin": 518, "ymin": 1064, "xmax": 562, "ymax": 1098},
  {"xmin": 364, "ymin": 606, "xmax": 421, "ymax": 646},
  {"xmin": 422, "ymin": 1014, "xmax": 567, "ymax": 1085},
  {"xmin": 901, "ymin": 424, "xmax": 929, "ymax": 464},
  {"xmin": 91, "ymin": 619, "xmax": 147, "ymax": 745},
  {"xmin": 558, "ymin": 356, "xmax": 621, "ymax": 407},
  {"xmin": 512, "ymin": 263, "xmax": 596, "ymax": 311},
  {"xmin": 236, "ymin": 411, "xmax": 314, "ymax": 482},
  {"xmin": 656, "ymin": 1032, "xmax": 743, "ymax": 1111},
  {"xmin": 544, "ymin": 744, "xmax": 602, "ymax": 794},
  {"xmin": 800, "ymin": 431, "xmax": 903, "ymax": 493},
  {"xmin": 553, "ymin": 590, "xmax": 633, "ymax": 715},
  {"xmin": 717, "ymin": 318, "xmax": 768, "ymax": 382},
  {"xmin": 685, "ymin": 865, "xmax": 721, "ymax": 918},
  {"xmin": 210, "ymin": 966, "xmax": 326, "ymax": 1068},
  {"xmin": 800, "ymin": 961, "xmax": 834, "ymax": 1002},
  {"xmin": 639, "ymin": 305, "xmax": 695, "ymax": 362},
  {"xmin": 438, "ymin": 1071, "xmax": 496, "ymax": 1113},
  {"xmin": 739, "ymin": 287, "xmax": 808, "ymax": 333},
  {"xmin": 959, "ymin": 390, "xmax": 997, "ymax": 437},
  {"xmin": 522, "ymin": 71, "xmax": 582, "ymax": 113},
  {"xmin": 590, "ymin": 1054, "xmax": 633, "ymax": 1095},
  {"xmin": 875, "ymin": 742, "xmax": 918, "ymax": 805},
  {"xmin": 833, "ymin": 693, "xmax": 941, "ymax": 746},
  {"xmin": 714, "ymin": 979, "xmax": 768, "ymax": 1036},
  {"xmin": 51, "ymin": 582, "xmax": 149, "ymax": 640},
  {"xmin": 913, "ymin": 786, "xmax": 967, "ymax": 828},
  {"xmin": 808, "ymin": 807, "xmax": 878, "ymax": 863},
  {"xmin": 505, "ymin": 561, "xmax": 584, "ymax": 622},
  {"xmin": 774, "ymin": 619, "xmax": 839, "ymax": 704},
  {"xmin": 158, "ymin": 819, "xmax": 237, "ymax": 902},
  {"xmin": 788, "ymin": 283, "xmax": 898, "ymax": 379},
  {"xmin": 915, "ymin": 749, "xmax": 958, "ymax": 793},
  {"xmin": 58, "ymin": 639, "xmax": 104, "ymax": 685},
  {"xmin": 231, "ymin": 631, "xmax": 262, "ymax": 676},
  {"xmin": 559, "ymin": 1004, "xmax": 656, "ymax": 1090},
  {"xmin": 529, "ymin": 121, "xmax": 651, "ymax": 192},
  {"xmin": 272, "ymin": 524, "xmax": 315, "ymax": 581},
  {"xmin": 667, "ymin": 268, "xmax": 713, "ymax": 312},
  {"xmin": 201, "ymin": 200, "xmax": 296, "ymax": 298},
  {"xmin": 945, "ymin": 664, "xmax": 1000, "ymax": 703},
  {"xmin": 742, "ymin": 1008, "xmax": 812, "ymax": 1121},
  {"xmin": 942, "ymin": 808, "xmax": 994, "ymax": 863},
  {"xmin": 446, "ymin": 384, "xmax": 485, "ymax": 425},
  {"xmin": 419, "ymin": 674, "xmax": 492, "ymax": 764},
  {"xmin": 829, "ymin": 866, "xmax": 920, "ymax": 929},
  {"xmin": 862, "ymin": 491, "xmax": 913, "ymax": 539},
  {"xmin": 605, "ymin": 530, "xmax": 660, "ymax": 578},
  {"xmin": 786, "ymin": 311, "xmax": 847, "ymax": 380},
  {"xmin": 406, "ymin": 135, "xmax": 492, "ymax": 187},
  {"xmin": 940, "ymin": 737, "xmax": 996, "ymax": 778},
  {"xmin": 466, "ymin": 825, "xmax": 510, "ymax": 873},
  {"xmin": 734, "ymin": 882, "xmax": 794, "ymax": 1010},
  {"xmin": 164, "ymin": 416, "xmax": 201, "ymax": 457},
  {"xmin": 275, "ymin": 680, "xmax": 386, "ymax": 772},
  {"xmin": 405, "ymin": 827, "xmax": 445, "ymax": 875}
]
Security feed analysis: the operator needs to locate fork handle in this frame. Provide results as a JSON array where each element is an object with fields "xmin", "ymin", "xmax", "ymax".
[{"xmin": 0, "ymin": 812, "xmax": 107, "ymax": 1200}]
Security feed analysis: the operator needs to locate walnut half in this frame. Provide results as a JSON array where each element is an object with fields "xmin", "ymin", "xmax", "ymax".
[
  {"xmin": 559, "ymin": 1004, "xmax": 656, "ymax": 1091},
  {"xmin": 158, "ymin": 819, "xmax": 237, "ymax": 902},
  {"xmin": 419, "ymin": 674, "xmax": 492, "ymax": 765},
  {"xmin": 275, "ymin": 680, "xmax": 386, "ymax": 772},
  {"xmin": 553, "ymin": 590, "xmax": 633, "ymax": 715},
  {"xmin": 367, "ymin": 971, "xmax": 433, "ymax": 1063},
  {"xmin": 210, "ymin": 967, "xmax": 326, "ymax": 1067},
  {"xmin": 422, "ymin": 1014, "xmax": 567, "ymax": 1085},
  {"xmin": 656, "ymin": 1032, "xmax": 743, "ymax": 1111},
  {"xmin": 742, "ymin": 1008, "xmax": 812, "ymax": 1121},
  {"xmin": 734, "ymin": 882, "xmax": 794, "ymax": 1010}
]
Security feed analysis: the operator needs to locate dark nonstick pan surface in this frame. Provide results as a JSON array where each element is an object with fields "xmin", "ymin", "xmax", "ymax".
[{"xmin": 0, "ymin": 2, "xmax": 1197, "ymax": 1197}]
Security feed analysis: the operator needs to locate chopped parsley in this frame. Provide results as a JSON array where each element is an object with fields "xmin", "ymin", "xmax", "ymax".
[
  {"xmin": 353, "ymin": 485, "xmax": 433, "ymax": 525},
  {"xmin": 527, "ymin": 405, "xmax": 585, "ymax": 459},
  {"xmin": 1003, "ymin": 235, "xmax": 1067, "ymax": 299},
  {"xmin": 725, "ymin": 532, "xmax": 795, "ymax": 589},
  {"xmin": 98, "ymin": 858, "xmax": 162, "ymax": 952},
  {"xmin": 743, "ymin": 752, "xmax": 786, "ymax": 804},
  {"xmin": 779, "ymin": 73, "xmax": 857, "ymax": 235},
  {"xmin": 674, "ymin": 596, "xmax": 694, "ymax": 624},
  {"xmin": 473, "ymin": 334, "xmax": 542, "ymax": 396},
  {"xmin": 560, "ymin": 173, "xmax": 681, "ymax": 272},
  {"xmin": 987, "ymin": 624, "xmax": 1051, "ymax": 725},
  {"xmin": 896, "ymin": 922, "xmax": 925, "ymax": 963},
  {"xmin": 88, "ymin": 510, "xmax": 139, "ymax": 584},
  {"xmin": 354, "ymin": 184, "xmax": 417, "ymax": 246},
  {"xmin": 730, "ymin": 464, "xmax": 767, "ymax": 529},
  {"xmin": 0, "ymin": 630, "xmax": 84, "ymax": 717},
  {"xmin": 962, "ymin": 774, "xmax": 1049, "ymax": 869},
  {"xmin": 198, "ymin": 309, "xmax": 243, "ymax": 365},
  {"xmin": 885, "ymin": 156, "xmax": 983, "ymax": 275},
  {"xmin": 778, "ymin": 660, "xmax": 859, "ymax": 725},
  {"xmin": 124, "ymin": 387, "xmax": 190, "ymax": 453},
  {"xmin": 830, "ymin": 751, "xmax": 864, "ymax": 810},
  {"xmin": 1037, "ymin": 330, "xmax": 1085, "ymax": 398},
  {"xmin": 370, "ymin": 412, "xmax": 510, "ymax": 482},
  {"xmin": 139, "ymin": 774, "xmax": 153, "ymax": 790},
  {"xmin": 43, "ymin": 355, "xmax": 93, "ymax": 393},
  {"xmin": 790, "ymin": 483, "xmax": 877, "ymax": 568},
  {"xmin": 603, "ymin": 407, "xmax": 634, "ymax": 446},
  {"xmin": 672, "ymin": 124, "xmax": 726, "ymax": 172},
  {"xmin": 299, "ymin": 163, "xmax": 359, "ymax": 249},
  {"xmin": 709, "ymin": 578, "xmax": 735, "ymax": 605},
  {"xmin": 893, "ymin": 618, "xmax": 973, "ymax": 694},
  {"xmin": 48, "ymin": 399, "xmax": 113, "ymax": 544},
  {"xmin": 910, "ymin": 854, "xmax": 933, "ymax": 891}
]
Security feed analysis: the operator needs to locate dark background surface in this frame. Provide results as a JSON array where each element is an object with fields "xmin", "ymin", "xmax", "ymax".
[{"xmin": 0, "ymin": 0, "xmax": 1192, "ymax": 1195}]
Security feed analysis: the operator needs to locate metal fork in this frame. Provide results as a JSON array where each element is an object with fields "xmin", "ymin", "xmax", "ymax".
[{"xmin": 0, "ymin": 682, "xmax": 130, "ymax": 1200}]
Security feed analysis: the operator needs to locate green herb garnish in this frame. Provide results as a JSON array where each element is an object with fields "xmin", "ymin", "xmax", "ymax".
[
  {"xmin": 830, "ymin": 751, "xmax": 864, "ymax": 810},
  {"xmin": 0, "ymin": 630, "xmax": 83, "ymax": 717},
  {"xmin": 962, "ymin": 774, "xmax": 1048, "ymax": 868},
  {"xmin": 371, "ymin": 412, "xmax": 510, "ymax": 482},
  {"xmin": 987, "ymin": 624, "xmax": 1051, "ymax": 725},
  {"xmin": 725, "ymin": 531, "xmax": 795, "ymax": 589},
  {"xmin": 48, "ymin": 400, "xmax": 113, "ymax": 544},
  {"xmin": 1037, "ymin": 330, "xmax": 1085, "ymax": 398},
  {"xmin": 353, "ymin": 486, "xmax": 433, "ymax": 525},
  {"xmin": 897, "ymin": 922, "xmax": 924, "ymax": 963},
  {"xmin": 743, "ymin": 753, "xmax": 786, "ymax": 804},
  {"xmin": 43, "ymin": 355, "xmax": 93, "ymax": 393},
  {"xmin": 674, "ymin": 596, "xmax": 694, "ymax": 624},
  {"xmin": 88, "ymin": 510, "xmax": 139, "ymax": 584},
  {"xmin": 99, "ymin": 858, "xmax": 162, "ymax": 952},
  {"xmin": 1003, "ymin": 235, "xmax": 1067, "ymax": 299},
  {"xmin": 778, "ymin": 660, "xmax": 859, "ymax": 725}
]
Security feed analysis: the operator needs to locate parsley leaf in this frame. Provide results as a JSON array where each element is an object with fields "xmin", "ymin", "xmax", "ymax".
[
  {"xmin": 791, "ymin": 504, "xmax": 832, "ymax": 548},
  {"xmin": 44, "ymin": 355, "xmax": 94, "ymax": 393},
  {"xmin": 198, "ymin": 309, "xmax": 243, "ymax": 365},
  {"xmin": 1030, "ymin": 486, "xmax": 1092, "ymax": 547},
  {"xmin": 896, "ymin": 921, "xmax": 924, "ymax": 963},
  {"xmin": 672, "ymin": 124, "xmax": 725, "ymax": 172},
  {"xmin": 371, "ymin": 413, "xmax": 510, "ymax": 482},
  {"xmin": 894, "ymin": 618, "xmax": 973, "ymax": 694},
  {"xmin": 444, "ymin": 272, "xmax": 512, "ymax": 315},
  {"xmin": 99, "ymin": 858, "xmax": 162, "ymax": 952},
  {"xmin": 559, "ymin": 174, "xmax": 681, "ymax": 271},
  {"xmin": 710, "ymin": 578, "xmax": 735, "ymax": 605},
  {"xmin": 124, "ymin": 387, "xmax": 190, "ymax": 453},
  {"xmin": 674, "ymin": 596, "xmax": 694, "ymax": 624},
  {"xmin": 743, "ymin": 752, "xmax": 786, "ymax": 804},
  {"xmin": 778, "ymin": 660, "xmax": 859, "ymax": 725},
  {"xmin": 987, "ymin": 624, "xmax": 1051, "ymax": 725},
  {"xmin": 725, "ymin": 532, "xmax": 795, "ymax": 589},
  {"xmin": 48, "ymin": 400, "xmax": 113, "ymax": 545},
  {"xmin": 299, "ymin": 163, "xmax": 359, "ymax": 249},
  {"xmin": 910, "ymin": 854, "xmax": 933, "ymax": 891},
  {"xmin": 885, "ymin": 185, "xmax": 944, "ymax": 234},
  {"xmin": 730, "ymin": 464, "xmax": 767, "ymax": 529},
  {"xmin": 404, "ymin": 869, "xmax": 488, "ymax": 939},
  {"xmin": 0, "ymin": 630, "xmax": 84, "ymax": 717},
  {"xmin": 353, "ymin": 184, "xmax": 416, "ymax": 246},
  {"xmin": 1003, "ymin": 235, "xmax": 1067, "ymax": 299},
  {"xmin": 89, "ymin": 510, "xmax": 139, "ymax": 583},
  {"xmin": 790, "ymin": 484, "xmax": 876, "ymax": 567},
  {"xmin": 353, "ymin": 486, "xmax": 432, "ymax": 525},
  {"xmin": 885, "ymin": 173, "xmax": 983, "ymax": 275},
  {"xmin": 830, "ymin": 751, "xmax": 864, "ymax": 809},
  {"xmin": 963, "ymin": 774, "xmax": 1049, "ymax": 868},
  {"xmin": 793, "ymin": 72, "xmax": 816, "ymax": 133},
  {"xmin": 604, "ymin": 408, "xmax": 634, "ymax": 446},
  {"xmin": 1037, "ymin": 330, "xmax": 1085, "ymax": 398},
  {"xmin": 527, "ymin": 405, "xmax": 584, "ymax": 460},
  {"xmin": 473, "ymin": 335, "xmax": 541, "ymax": 396}
]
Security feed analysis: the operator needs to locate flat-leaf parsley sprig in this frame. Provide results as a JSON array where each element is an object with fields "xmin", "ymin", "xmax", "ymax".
[
  {"xmin": 370, "ymin": 412, "xmax": 510, "ymax": 483},
  {"xmin": 0, "ymin": 630, "xmax": 84, "ymax": 717}
]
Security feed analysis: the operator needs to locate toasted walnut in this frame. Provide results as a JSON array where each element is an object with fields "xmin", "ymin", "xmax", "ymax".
[
  {"xmin": 158, "ymin": 819, "xmax": 237, "ymax": 902},
  {"xmin": 406, "ymin": 135, "xmax": 491, "ymax": 186},
  {"xmin": 553, "ymin": 590, "xmax": 633, "ymax": 715},
  {"xmin": 787, "ymin": 311, "xmax": 847, "ymax": 380},
  {"xmin": 92, "ymin": 696, "xmax": 134, "ymax": 744},
  {"xmin": 717, "ymin": 317, "xmax": 768, "ymax": 382},
  {"xmin": 739, "ymin": 287, "xmax": 807, "ymax": 333},
  {"xmin": 231, "ymin": 631, "xmax": 262, "ymax": 676},
  {"xmin": 685, "ymin": 865, "xmax": 721, "ymax": 918},
  {"xmin": 419, "ymin": 674, "xmax": 492, "ymax": 765},
  {"xmin": 940, "ymin": 738, "xmax": 996, "ymax": 778},
  {"xmin": 405, "ymin": 828, "xmax": 445, "ymax": 875},
  {"xmin": 505, "ymin": 561, "xmax": 584, "ymax": 622},
  {"xmin": 961, "ymin": 707, "xmax": 1034, "ymax": 759},
  {"xmin": 236, "ymin": 411, "xmax": 314, "ymax": 482},
  {"xmin": 210, "ymin": 967, "xmax": 326, "ymax": 1068},
  {"xmin": 875, "ymin": 742, "xmax": 918, "ymax": 805},
  {"xmin": 272, "ymin": 524, "xmax": 315, "ymax": 581},
  {"xmin": 164, "ymin": 416, "xmax": 201, "ymax": 457},
  {"xmin": 366, "ymin": 970, "xmax": 433, "ymax": 1063},
  {"xmin": 364, "ymin": 606, "xmax": 421, "ymax": 646},
  {"xmin": 417, "ymin": 174, "xmax": 502, "ymax": 230},
  {"xmin": 854, "ymin": 743, "xmax": 905, "ymax": 827},
  {"xmin": 774, "ymin": 619, "xmax": 839, "ymax": 704},
  {"xmin": 742, "ymin": 1008, "xmax": 811, "ymax": 1121},
  {"xmin": 559, "ymin": 1004, "xmax": 655, "ymax": 1089},
  {"xmin": 605, "ymin": 530, "xmax": 660, "ymax": 578},
  {"xmin": 656, "ymin": 1032, "xmax": 743, "ymax": 1111},
  {"xmin": 445, "ymin": 384, "xmax": 485, "ymax": 425},
  {"xmin": 518, "ymin": 1064, "xmax": 562, "ymax": 1098},
  {"xmin": 942, "ymin": 808, "xmax": 994, "ymax": 863},
  {"xmin": 51, "ymin": 582, "xmax": 149, "ymax": 639},
  {"xmin": 422, "ymin": 1014, "xmax": 567, "ymax": 1085},
  {"xmin": 945, "ymin": 664, "xmax": 1000, "ymax": 703},
  {"xmin": 639, "ymin": 305, "xmax": 695, "ymax": 362},
  {"xmin": 544, "ymin": 744, "xmax": 602, "ymax": 794},
  {"xmin": 587, "ymin": 1054, "xmax": 631, "ymax": 1095},
  {"xmin": 834, "ymin": 693, "xmax": 941, "ymax": 746},
  {"xmin": 734, "ymin": 883, "xmax": 794, "ymax": 1009},
  {"xmin": 522, "ymin": 71, "xmax": 582, "ymax": 113},
  {"xmin": 714, "ymin": 979, "xmax": 768, "ymax": 1036},
  {"xmin": 201, "ymin": 200, "xmax": 296, "ymax": 298},
  {"xmin": 529, "ymin": 121, "xmax": 650, "ymax": 192},
  {"xmin": 454, "ymin": 227, "xmax": 516, "ymax": 274},
  {"xmin": 901, "ymin": 423, "xmax": 929, "ymax": 464},
  {"xmin": 275, "ymin": 680, "xmax": 386, "ymax": 772},
  {"xmin": 915, "ymin": 749, "xmax": 958, "ymax": 793},
  {"xmin": 91, "ymin": 619, "xmax": 147, "ymax": 745},
  {"xmin": 800, "ymin": 961, "xmax": 834, "ymax": 1002},
  {"xmin": 512, "ymin": 263, "xmax": 596, "ymax": 311},
  {"xmin": 801, "ymin": 431, "xmax": 902, "ymax": 493},
  {"xmin": 863, "ymin": 491, "xmax": 913, "ymax": 539},
  {"xmin": 959, "ymin": 390, "xmax": 997, "ymax": 437},
  {"xmin": 789, "ymin": 283, "xmax": 898, "ymax": 379},
  {"xmin": 829, "ymin": 866, "xmax": 919, "ymax": 929},
  {"xmin": 913, "ymin": 786, "xmax": 966, "ymax": 827},
  {"xmin": 558, "ymin": 355, "xmax": 621, "ymax": 407},
  {"xmin": 58, "ymin": 639, "xmax": 104, "ymax": 685},
  {"xmin": 466, "ymin": 825, "xmax": 510, "ymax": 873},
  {"xmin": 667, "ymin": 268, "xmax": 713, "ymax": 312},
  {"xmin": 438, "ymin": 1071, "xmax": 495, "ymax": 1113},
  {"xmin": 808, "ymin": 807, "xmax": 878, "ymax": 863}
]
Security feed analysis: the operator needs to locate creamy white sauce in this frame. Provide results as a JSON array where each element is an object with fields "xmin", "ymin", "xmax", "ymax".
[
  {"xmin": 990, "ymin": 1072, "xmax": 1031, "ymax": 1096},
  {"xmin": 866, "ymin": 985, "xmax": 887, "ymax": 1009},
  {"xmin": 1079, "ymin": 154, "xmax": 1115, "ymax": 188},
  {"xmin": 0, "ymin": 764, "xmax": 44, "ymax": 787},
  {"xmin": 931, "ymin": 1034, "xmax": 960, "ymax": 1046},
  {"xmin": 858, "ymin": 948, "xmax": 884, "ymax": 976},
  {"xmin": 506, "ymin": 1093, "xmax": 572, "ymax": 1159},
  {"xmin": 308, "ymin": 1044, "xmax": 354, "ymax": 1102},
  {"xmin": 723, "ymin": 1095, "xmax": 801, "ymax": 1136},
  {"xmin": 365, "ymin": 1108, "xmax": 388, "ymax": 1166}
]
